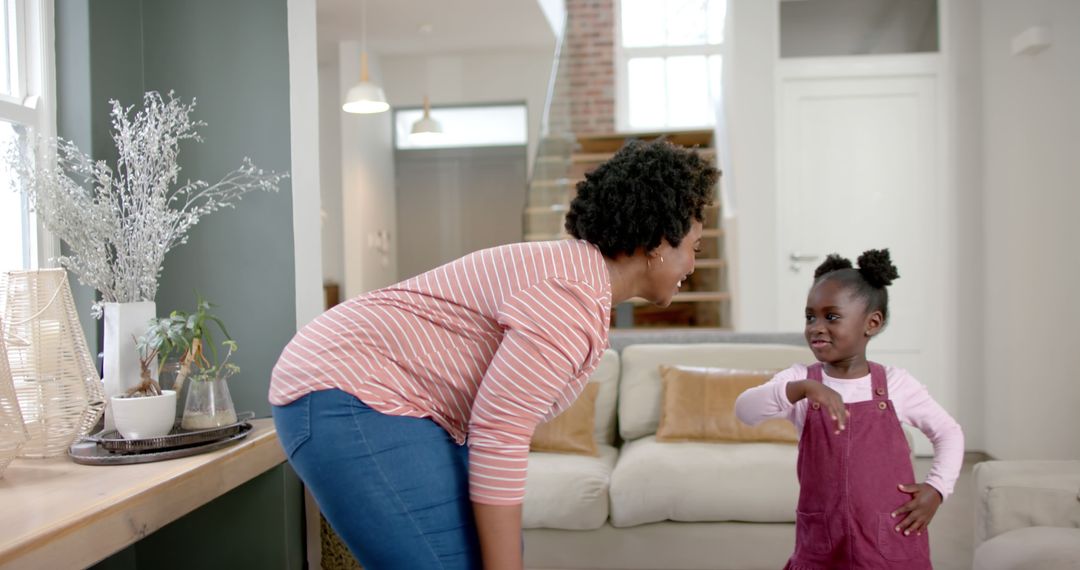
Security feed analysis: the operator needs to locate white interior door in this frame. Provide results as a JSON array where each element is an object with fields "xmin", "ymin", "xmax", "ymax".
[{"xmin": 776, "ymin": 55, "xmax": 952, "ymax": 454}]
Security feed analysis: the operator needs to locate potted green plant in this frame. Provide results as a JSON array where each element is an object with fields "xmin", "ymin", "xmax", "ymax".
[
  {"xmin": 110, "ymin": 329, "xmax": 177, "ymax": 440},
  {"xmin": 143, "ymin": 294, "xmax": 231, "ymax": 397},
  {"xmin": 141, "ymin": 295, "xmax": 239, "ymax": 430}
]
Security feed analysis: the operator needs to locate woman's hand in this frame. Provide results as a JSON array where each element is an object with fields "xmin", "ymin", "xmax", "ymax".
[
  {"xmin": 786, "ymin": 380, "xmax": 847, "ymax": 433},
  {"xmin": 892, "ymin": 483, "xmax": 942, "ymax": 536}
]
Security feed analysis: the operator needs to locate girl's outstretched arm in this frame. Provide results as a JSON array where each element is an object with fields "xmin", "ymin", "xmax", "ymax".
[{"xmin": 735, "ymin": 365, "xmax": 806, "ymax": 427}]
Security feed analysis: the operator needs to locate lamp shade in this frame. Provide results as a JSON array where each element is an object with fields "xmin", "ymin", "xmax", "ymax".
[
  {"xmin": 409, "ymin": 95, "xmax": 443, "ymax": 143},
  {"xmin": 343, "ymin": 81, "xmax": 389, "ymax": 114},
  {"xmin": 410, "ymin": 115, "xmax": 443, "ymax": 136}
]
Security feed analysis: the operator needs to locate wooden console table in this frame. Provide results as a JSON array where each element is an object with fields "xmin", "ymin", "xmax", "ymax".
[{"xmin": 0, "ymin": 419, "xmax": 284, "ymax": 569}]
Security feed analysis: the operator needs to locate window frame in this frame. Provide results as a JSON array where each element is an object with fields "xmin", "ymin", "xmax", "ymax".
[
  {"xmin": 1, "ymin": 0, "xmax": 57, "ymax": 271},
  {"xmin": 614, "ymin": 0, "xmax": 724, "ymax": 133},
  {"xmin": 391, "ymin": 101, "xmax": 528, "ymax": 151}
]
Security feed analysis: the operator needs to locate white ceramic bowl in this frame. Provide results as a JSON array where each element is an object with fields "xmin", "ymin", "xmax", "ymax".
[{"xmin": 111, "ymin": 390, "xmax": 177, "ymax": 439}]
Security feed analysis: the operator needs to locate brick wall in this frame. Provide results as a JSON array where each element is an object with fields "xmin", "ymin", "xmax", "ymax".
[{"xmin": 563, "ymin": 0, "xmax": 615, "ymax": 136}]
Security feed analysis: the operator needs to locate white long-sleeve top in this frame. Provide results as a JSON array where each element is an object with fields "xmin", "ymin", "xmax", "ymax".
[{"xmin": 735, "ymin": 363, "xmax": 964, "ymax": 499}]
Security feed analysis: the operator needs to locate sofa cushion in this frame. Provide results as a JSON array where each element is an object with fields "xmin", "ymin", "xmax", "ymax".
[
  {"xmin": 619, "ymin": 343, "xmax": 813, "ymax": 440},
  {"xmin": 973, "ymin": 460, "xmax": 1080, "ymax": 544},
  {"xmin": 591, "ymin": 349, "xmax": 619, "ymax": 446},
  {"xmin": 973, "ymin": 527, "xmax": 1080, "ymax": 570},
  {"xmin": 531, "ymin": 382, "xmax": 600, "ymax": 455},
  {"xmin": 609, "ymin": 436, "xmax": 799, "ymax": 527},
  {"xmin": 524, "ymin": 444, "xmax": 617, "ymax": 530},
  {"xmin": 656, "ymin": 365, "xmax": 798, "ymax": 443}
]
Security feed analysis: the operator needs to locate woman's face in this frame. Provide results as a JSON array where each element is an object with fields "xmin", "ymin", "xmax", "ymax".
[{"xmin": 644, "ymin": 220, "xmax": 703, "ymax": 307}]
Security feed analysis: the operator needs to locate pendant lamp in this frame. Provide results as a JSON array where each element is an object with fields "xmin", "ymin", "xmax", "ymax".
[
  {"xmin": 410, "ymin": 95, "xmax": 443, "ymax": 143},
  {"xmin": 343, "ymin": 0, "xmax": 389, "ymax": 114}
]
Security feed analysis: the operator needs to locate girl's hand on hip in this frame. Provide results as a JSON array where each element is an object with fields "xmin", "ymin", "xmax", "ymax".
[
  {"xmin": 789, "ymin": 380, "xmax": 847, "ymax": 433},
  {"xmin": 892, "ymin": 483, "xmax": 943, "ymax": 536}
]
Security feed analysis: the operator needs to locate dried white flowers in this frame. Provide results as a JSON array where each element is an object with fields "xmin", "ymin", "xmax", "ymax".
[{"xmin": 4, "ymin": 91, "xmax": 288, "ymax": 316}]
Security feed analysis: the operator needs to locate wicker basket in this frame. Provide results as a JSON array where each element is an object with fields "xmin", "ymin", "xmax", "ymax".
[
  {"xmin": 0, "ymin": 316, "xmax": 28, "ymax": 475},
  {"xmin": 2, "ymin": 269, "xmax": 105, "ymax": 457}
]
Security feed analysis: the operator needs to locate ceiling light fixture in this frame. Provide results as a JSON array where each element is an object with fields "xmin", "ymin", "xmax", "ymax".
[
  {"xmin": 410, "ymin": 95, "xmax": 443, "ymax": 143},
  {"xmin": 342, "ymin": 0, "xmax": 389, "ymax": 114}
]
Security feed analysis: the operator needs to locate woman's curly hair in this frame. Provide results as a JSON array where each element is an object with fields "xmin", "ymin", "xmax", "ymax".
[{"xmin": 564, "ymin": 139, "xmax": 718, "ymax": 258}]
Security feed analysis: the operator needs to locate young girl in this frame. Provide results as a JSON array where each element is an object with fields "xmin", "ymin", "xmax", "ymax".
[{"xmin": 735, "ymin": 249, "xmax": 963, "ymax": 569}]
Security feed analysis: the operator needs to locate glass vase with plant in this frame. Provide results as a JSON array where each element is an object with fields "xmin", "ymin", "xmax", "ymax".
[{"xmin": 182, "ymin": 339, "xmax": 240, "ymax": 429}]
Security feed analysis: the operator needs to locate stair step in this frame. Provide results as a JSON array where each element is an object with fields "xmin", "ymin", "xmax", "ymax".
[
  {"xmin": 576, "ymin": 129, "xmax": 714, "ymax": 154},
  {"xmin": 628, "ymin": 292, "xmax": 731, "ymax": 305},
  {"xmin": 694, "ymin": 259, "xmax": 726, "ymax": 269},
  {"xmin": 572, "ymin": 147, "xmax": 716, "ymax": 164}
]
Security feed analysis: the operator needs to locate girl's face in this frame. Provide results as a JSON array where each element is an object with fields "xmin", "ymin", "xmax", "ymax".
[
  {"xmin": 643, "ymin": 220, "xmax": 703, "ymax": 307},
  {"xmin": 804, "ymin": 279, "xmax": 882, "ymax": 368}
]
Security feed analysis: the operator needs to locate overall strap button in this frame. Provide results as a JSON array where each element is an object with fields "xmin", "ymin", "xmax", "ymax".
[
  {"xmin": 811, "ymin": 402, "xmax": 821, "ymax": 410},
  {"xmin": 878, "ymin": 401, "xmax": 887, "ymax": 410},
  {"xmin": 875, "ymin": 387, "xmax": 885, "ymax": 396}
]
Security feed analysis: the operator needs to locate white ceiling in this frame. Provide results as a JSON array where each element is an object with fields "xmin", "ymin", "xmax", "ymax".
[{"xmin": 317, "ymin": 0, "xmax": 556, "ymax": 61}]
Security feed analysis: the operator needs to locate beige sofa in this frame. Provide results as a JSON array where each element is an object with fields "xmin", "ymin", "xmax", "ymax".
[
  {"xmin": 523, "ymin": 337, "xmax": 813, "ymax": 570},
  {"xmin": 973, "ymin": 460, "xmax": 1080, "ymax": 570}
]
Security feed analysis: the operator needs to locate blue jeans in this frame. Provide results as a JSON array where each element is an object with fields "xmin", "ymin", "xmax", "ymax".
[{"xmin": 272, "ymin": 389, "xmax": 482, "ymax": 569}]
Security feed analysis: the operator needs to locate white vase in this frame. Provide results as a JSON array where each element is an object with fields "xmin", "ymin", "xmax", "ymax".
[{"xmin": 102, "ymin": 301, "xmax": 157, "ymax": 430}]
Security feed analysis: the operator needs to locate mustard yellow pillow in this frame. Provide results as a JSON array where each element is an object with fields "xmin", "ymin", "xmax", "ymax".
[
  {"xmin": 530, "ymin": 383, "xmax": 601, "ymax": 456},
  {"xmin": 656, "ymin": 365, "xmax": 798, "ymax": 443}
]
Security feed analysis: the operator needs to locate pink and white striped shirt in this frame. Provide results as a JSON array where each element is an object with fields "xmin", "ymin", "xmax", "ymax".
[{"xmin": 270, "ymin": 240, "xmax": 612, "ymax": 505}]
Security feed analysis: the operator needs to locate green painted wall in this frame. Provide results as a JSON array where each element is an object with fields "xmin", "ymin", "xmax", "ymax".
[
  {"xmin": 55, "ymin": 0, "xmax": 146, "ymax": 352},
  {"xmin": 57, "ymin": 0, "xmax": 304, "ymax": 568},
  {"xmin": 140, "ymin": 0, "xmax": 296, "ymax": 420}
]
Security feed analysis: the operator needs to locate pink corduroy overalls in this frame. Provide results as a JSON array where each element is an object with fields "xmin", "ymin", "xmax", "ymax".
[{"xmin": 784, "ymin": 362, "xmax": 932, "ymax": 570}]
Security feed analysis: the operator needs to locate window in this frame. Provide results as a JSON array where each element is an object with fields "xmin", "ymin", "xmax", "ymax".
[
  {"xmin": 393, "ymin": 104, "xmax": 527, "ymax": 150},
  {"xmin": 0, "ymin": 0, "xmax": 55, "ymax": 273},
  {"xmin": 616, "ymin": 0, "xmax": 725, "ymax": 131}
]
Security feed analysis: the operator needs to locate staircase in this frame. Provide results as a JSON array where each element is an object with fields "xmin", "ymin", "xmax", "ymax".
[{"xmin": 524, "ymin": 130, "xmax": 732, "ymax": 329}]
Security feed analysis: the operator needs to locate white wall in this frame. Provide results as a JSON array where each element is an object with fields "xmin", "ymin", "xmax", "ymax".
[
  {"xmin": 980, "ymin": 0, "xmax": 1080, "ymax": 460},
  {"xmin": 319, "ymin": 61, "xmax": 344, "ymax": 289},
  {"xmin": 942, "ymin": 0, "xmax": 986, "ymax": 452},
  {"xmin": 380, "ymin": 49, "xmax": 555, "ymax": 175},
  {"xmin": 287, "ymin": 0, "xmax": 325, "ymax": 327},
  {"xmin": 724, "ymin": 0, "xmax": 780, "ymax": 332},
  {"xmin": 339, "ymin": 41, "xmax": 399, "ymax": 297},
  {"xmin": 537, "ymin": 0, "xmax": 566, "ymax": 41}
]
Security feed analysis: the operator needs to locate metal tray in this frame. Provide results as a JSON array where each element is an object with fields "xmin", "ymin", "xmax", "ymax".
[
  {"xmin": 69, "ymin": 423, "xmax": 253, "ymax": 465},
  {"xmin": 90, "ymin": 411, "xmax": 255, "ymax": 453}
]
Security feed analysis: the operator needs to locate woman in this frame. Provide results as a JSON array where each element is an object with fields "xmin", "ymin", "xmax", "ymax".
[{"xmin": 270, "ymin": 139, "xmax": 718, "ymax": 569}]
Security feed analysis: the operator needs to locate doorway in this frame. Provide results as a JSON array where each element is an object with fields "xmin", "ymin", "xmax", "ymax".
[
  {"xmin": 395, "ymin": 146, "xmax": 527, "ymax": 280},
  {"xmin": 775, "ymin": 55, "xmax": 953, "ymax": 453}
]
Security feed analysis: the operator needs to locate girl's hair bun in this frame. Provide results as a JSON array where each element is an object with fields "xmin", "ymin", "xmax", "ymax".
[
  {"xmin": 814, "ymin": 254, "xmax": 853, "ymax": 279},
  {"xmin": 857, "ymin": 249, "xmax": 899, "ymax": 288}
]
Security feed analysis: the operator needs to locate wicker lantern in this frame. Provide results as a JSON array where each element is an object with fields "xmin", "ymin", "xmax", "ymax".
[
  {"xmin": 0, "ymin": 316, "xmax": 27, "ymax": 475},
  {"xmin": 2, "ymin": 269, "xmax": 105, "ymax": 457}
]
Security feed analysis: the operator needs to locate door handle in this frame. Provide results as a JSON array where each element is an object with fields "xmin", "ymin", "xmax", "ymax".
[
  {"xmin": 789, "ymin": 252, "xmax": 819, "ymax": 262},
  {"xmin": 789, "ymin": 252, "xmax": 819, "ymax": 273}
]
